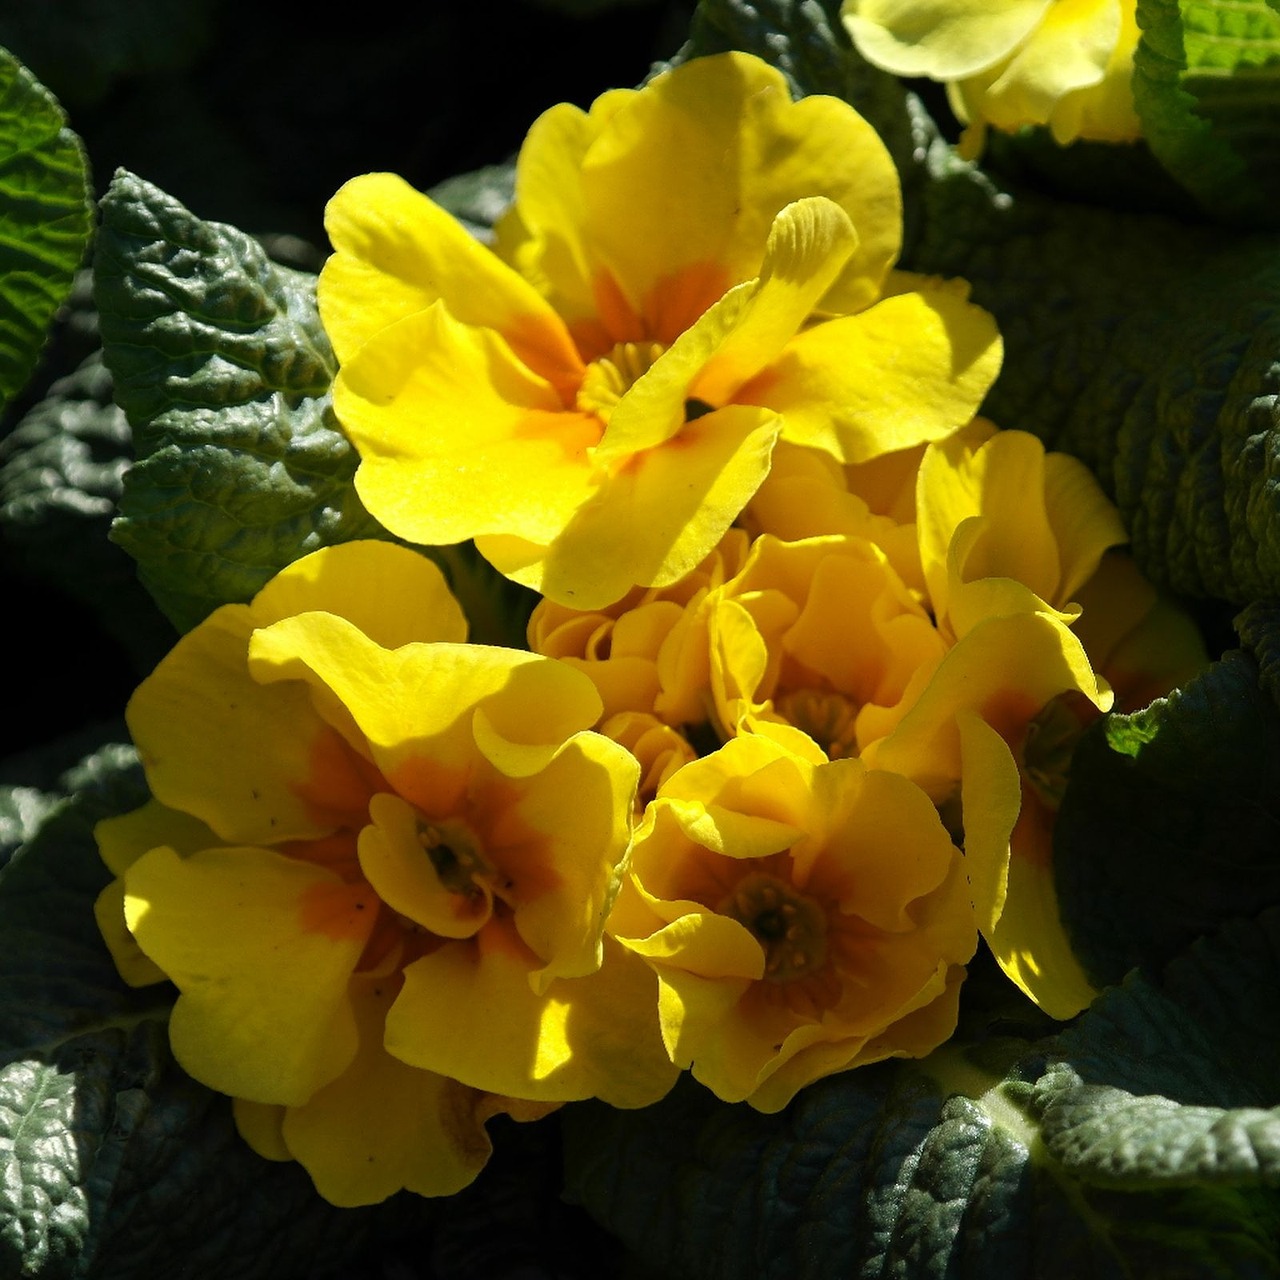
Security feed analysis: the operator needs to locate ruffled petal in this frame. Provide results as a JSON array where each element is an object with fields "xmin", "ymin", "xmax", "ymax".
[
  {"xmin": 580, "ymin": 51, "xmax": 902, "ymax": 329},
  {"xmin": 387, "ymin": 926, "xmax": 678, "ymax": 1106},
  {"xmin": 334, "ymin": 302, "xmax": 600, "ymax": 548},
  {"xmin": 320, "ymin": 172, "xmax": 581, "ymax": 386},
  {"xmin": 279, "ymin": 977, "xmax": 498, "ymax": 1204},
  {"xmin": 740, "ymin": 280, "xmax": 1002, "ymax": 463},
  {"xmin": 126, "ymin": 605, "xmax": 365, "ymax": 843},
  {"xmin": 125, "ymin": 846, "xmax": 374, "ymax": 1106},
  {"xmin": 842, "ymin": 0, "xmax": 1052, "ymax": 78},
  {"xmin": 251, "ymin": 541, "xmax": 468, "ymax": 649}
]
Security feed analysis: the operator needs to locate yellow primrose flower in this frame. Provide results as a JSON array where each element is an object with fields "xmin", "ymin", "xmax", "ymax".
[
  {"xmin": 94, "ymin": 540, "xmax": 676, "ymax": 1205},
  {"xmin": 320, "ymin": 50, "xmax": 1002, "ymax": 610},
  {"xmin": 843, "ymin": 0, "xmax": 1142, "ymax": 153},
  {"xmin": 607, "ymin": 732, "xmax": 999, "ymax": 1111},
  {"xmin": 914, "ymin": 418, "xmax": 1208, "ymax": 698},
  {"xmin": 864, "ymin": 606, "xmax": 1113, "ymax": 1018}
]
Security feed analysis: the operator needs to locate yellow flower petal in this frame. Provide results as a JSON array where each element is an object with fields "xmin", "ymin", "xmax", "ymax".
[
  {"xmin": 126, "ymin": 605, "xmax": 364, "ymax": 844},
  {"xmin": 987, "ymin": 785, "xmax": 1098, "ymax": 1019},
  {"xmin": 502, "ymin": 404, "xmax": 781, "ymax": 610},
  {"xmin": 320, "ymin": 172, "xmax": 581, "ymax": 385},
  {"xmin": 93, "ymin": 878, "xmax": 167, "ymax": 987},
  {"xmin": 387, "ymin": 927, "xmax": 678, "ymax": 1107},
  {"xmin": 983, "ymin": 0, "xmax": 1118, "ymax": 128},
  {"xmin": 580, "ymin": 52, "xmax": 902, "ymax": 329},
  {"xmin": 842, "ymin": 0, "xmax": 1052, "ymax": 78},
  {"xmin": 689, "ymin": 197, "xmax": 859, "ymax": 408},
  {"xmin": 251, "ymin": 540, "xmax": 468, "ymax": 650},
  {"xmin": 248, "ymin": 618, "xmax": 602, "ymax": 795},
  {"xmin": 495, "ymin": 91, "xmax": 636, "ymax": 341},
  {"xmin": 125, "ymin": 845, "xmax": 374, "ymax": 1106},
  {"xmin": 741, "ymin": 280, "xmax": 1002, "ymax": 463},
  {"xmin": 95, "ymin": 799, "xmax": 221, "ymax": 878},
  {"xmin": 334, "ymin": 302, "xmax": 600, "ymax": 549},
  {"xmin": 280, "ymin": 978, "xmax": 498, "ymax": 1204}
]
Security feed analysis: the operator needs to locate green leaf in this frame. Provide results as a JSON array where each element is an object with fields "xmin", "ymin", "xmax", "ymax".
[
  {"xmin": 0, "ymin": 741, "xmax": 434, "ymax": 1279},
  {"xmin": 93, "ymin": 170, "xmax": 384, "ymax": 632},
  {"xmin": 1053, "ymin": 650, "xmax": 1280, "ymax": 989},
  {"xmin": 564, "ymin": 913, "xmax": 1280, "ymax": 1279},
  {"xmin": 0, "ymin": 47, "xmax": 93, "ymax": 414},
  {"xmin": 1134, "ymin": 0, "xmax": 1280, "ymax": 226},
  {"xmin": 907, "ymin": 160, "xmax": 1280, "ymax": 604},
  {"xmin": 0, "ymin": 350, "xmax": 173, "ymax": 669}
]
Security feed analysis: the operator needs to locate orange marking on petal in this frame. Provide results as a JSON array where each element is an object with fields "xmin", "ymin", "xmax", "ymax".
[
  {"xmin": 297, "ymin": 880, "xmax": 378, "ymax": 942},
  {"xmin": 642, "ymin": 263, "xmax": 735, "ymax": 346},
  {"xmin": 294, "ymin": 730, "xmax": 385, "ymax": 830},
  {"xmin": 510, "ymin": 406, "xmax": 603, "ymax": 460}
]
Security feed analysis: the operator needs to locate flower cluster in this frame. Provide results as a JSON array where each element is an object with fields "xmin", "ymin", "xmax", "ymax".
[
  {"xmin": 843, "ymin": 0, "xmax": 1142, "ymax": 154},
  {"xmin": 97, "ymin": 51, "xmax": 1205, "ymax": 1204}
]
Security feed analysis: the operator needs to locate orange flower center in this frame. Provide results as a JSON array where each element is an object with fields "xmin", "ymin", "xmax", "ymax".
[{"xmin": 719, "ymin": 871, "xmax": 828, "ymax": 983}]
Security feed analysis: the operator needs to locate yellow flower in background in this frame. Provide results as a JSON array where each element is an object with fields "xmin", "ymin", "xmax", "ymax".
[
  {"xmin": 95, "ymin": 540, "xmax": 676, "ymax": 1205},
  {"xmin": 843, "ymin": 0, "xmax": 1142, "ymax": 153},
  {"xmin": 607, "ymin": 732, "xmax": 999, "ymax": 1110},
  {"xmin": 320, "ymin": 51, "xmax": 1001, "ymax": 610}
]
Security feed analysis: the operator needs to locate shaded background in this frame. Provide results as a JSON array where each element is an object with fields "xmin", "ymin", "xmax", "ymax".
[{"xmin": 0, "ymin": 0, "xmax": 695, "ymax": 763}]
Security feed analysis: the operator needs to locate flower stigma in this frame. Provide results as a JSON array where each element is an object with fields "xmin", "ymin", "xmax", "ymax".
[
  {"xmin": 417, "ymin": 817, "xmax": 513, "ymax": 910},
  {"xmin": 720, "ymin": 870, "xmax": 829, "ymax": 984}
]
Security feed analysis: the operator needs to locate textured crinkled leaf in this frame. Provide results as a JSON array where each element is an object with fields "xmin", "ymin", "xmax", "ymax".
[
  {"xmin": 94, "ymin": 171, "xmax": 384, "ymax": 632},
  {"xmin": 907, "ymin": 159, "xmax": 1280, "ymax": 604},
  {"xmin": 1036, "ymin": 1077, "xmax": 1280, "ymax": 1189},
  {"xmin": 0, "ymin": 741, "xmax": 434, "ymax": 1279},
  {"xmin": 1134, "ymin": 0, "xmax": 1280, "ymax": 227},
  {"xmin": 0, "ymin": 48, "xmax": 93, "ymax": 413},
  {"xmin": 1053, "ymin": 650, "xmax": 1280, "ymax": 989},
  {"xmin": 564, "ymin": 914, "xmax": 1280, "ymax": 1279},
  {"xmin": 1234, "ymin": 600, "xmax": 1280, "ymax": 709}
]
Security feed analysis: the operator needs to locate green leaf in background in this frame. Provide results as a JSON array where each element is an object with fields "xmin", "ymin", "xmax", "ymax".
[
  {"xmin": 564, "ymin": 911, "xmax": 1280, "ymax": 1279},
  {"xmin": 1134, "ymin": 0, "xmax": 1280, "ymax": 227},
  {"xmin": 1053, "ymin": 649, "xmax": 1280, "ymax": 989},
  {"xmin": 907, "ymin": 158, "xmax": 1280, "ymax": 605},
  {"xmin": 93, "ymin": 170, "xmax": 383, "ymax": 633},
  {"xmin": 0, "ymin": 737, "xmax": 436, "ymax": 1280},
  {"xmin": 0, "ymin": 350, "xmax": 173, "ymax": 672},
  {"xmin": 0, "ymin": 47, "xmax": 93, "ymax": 414}
]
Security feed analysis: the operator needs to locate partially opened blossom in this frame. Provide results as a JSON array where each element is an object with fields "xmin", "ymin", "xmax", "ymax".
[
  {"xmin": 95, "ymin": 540, "xmax": 675, "ymax": 1205},
  {"xmin": 320, "ymin": 51, "xmax": 1001, "ymax": 609},
  {"xmin": 843, "ymin": 0, "xmax": 1142, "ymax": 153},
  {"xmin": 607, "ymin": 732, "xmax": 1000, "ymax": 1110}
]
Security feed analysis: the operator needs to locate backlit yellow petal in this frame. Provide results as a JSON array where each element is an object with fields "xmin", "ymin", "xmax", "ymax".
[
  {"xmin": 580, "ymin": 52, "xmax": 902, "ymax": 324},
  {"xmin": 843, "ymin": 0, "xmax": 1052, "ymax": 78}
]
